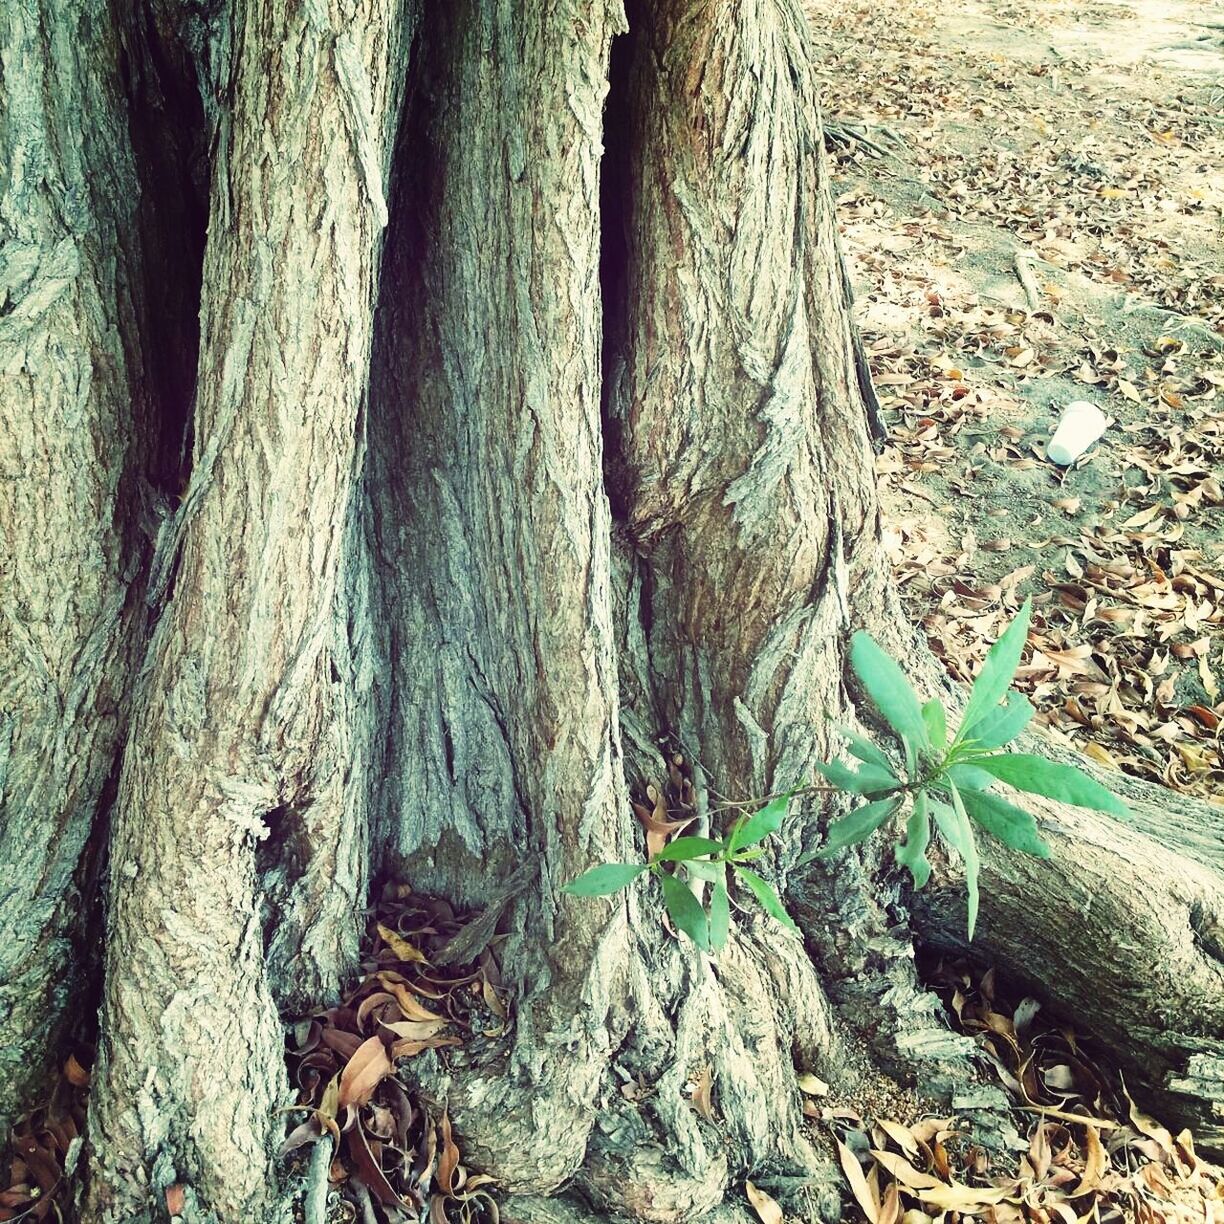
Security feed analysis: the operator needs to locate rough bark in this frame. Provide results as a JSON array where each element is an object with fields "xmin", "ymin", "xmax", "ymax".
[
  {"xmin": 1, "ymin": 1, "xmax": 1222, "ymax": 1221},
  {"xmin": 85, "ymin": 0, "xmax": 413, "ymax": 1217},
  {"xmin": 606, "ymin": 0, "xmax": 884, "ymax": 828},
  {"xmin": 366, "ymin": 0, "xmax": 636, "ymax": 1192},
  {"xmin": 912, "ymin": 747, "xmax": 1224, "ymax": 1151},
  {"xmin": 0, "ymin": 0, "xmax": 154, "ymax": 1138}
]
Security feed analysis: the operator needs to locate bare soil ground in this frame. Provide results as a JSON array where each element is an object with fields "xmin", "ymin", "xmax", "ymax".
[{"xmin": 811, "ymin": 0, "xmax": 1224, "ymax": 803}]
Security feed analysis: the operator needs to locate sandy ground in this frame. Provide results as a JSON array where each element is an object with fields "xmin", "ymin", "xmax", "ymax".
[{"xmin": 809, "ymin": 0, "xmax": 1224, "ymax": 801}]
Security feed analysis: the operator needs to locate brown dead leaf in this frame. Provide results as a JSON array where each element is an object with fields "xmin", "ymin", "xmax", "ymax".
[
  {"xmin": 377, "ymin": 923, "xmax": 430, "ymax": 965},
  {"xmin": 691, "ymin": 1066, "xmax": 715, "ymax": 1121},
  {"xmin": 165, "ymin": 1184, "xmax": 186, "ymax": 1216},
  {"xmin": 836, "ymin": 1139, "xmax": 879, "ymax": 1223},
  {"xmin": 338, "ymin": 1035, "xmax": 393, "ymax": 1110},
  {"xmin": 746, "ymin": 1180, "xmax": 785, "ymax": 1224},
  {"xmin": 63, "ymin": 1054, "xmax": 90, "ymax": 1087}
]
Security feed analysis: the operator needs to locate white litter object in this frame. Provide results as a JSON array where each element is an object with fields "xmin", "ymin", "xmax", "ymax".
[{"xmin": 1047, "ymin": 400, "xmax": 1108, "ymax": 466}]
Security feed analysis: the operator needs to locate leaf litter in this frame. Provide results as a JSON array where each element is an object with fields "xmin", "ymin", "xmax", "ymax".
[
  {"xmin": 806, "ymin": 0, "xmax": 1224, "ymax": 805},
  {"xmin": 279, "ymin": 883, "xmax": 509, "ymax": 1223},
  {"xmin": 816, "ymin": 961, "xmax": 1224, "ymax": 1223},
  {"xmin": 0, "ymin": 1050, "xmax": 90, "ymax": 1221}
]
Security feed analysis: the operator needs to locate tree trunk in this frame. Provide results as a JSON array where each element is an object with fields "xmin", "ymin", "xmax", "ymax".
[
  {"xmin": 1, "ymin": 0, "xmax": 1222, "ymax": 1221},
  {"xmin": 85, "ymin": 0, "xmax": 413, "ymax": 1217},
  {"xmin": 0, "ymin": 0, "xmax": 162, "ymax": 1140}
]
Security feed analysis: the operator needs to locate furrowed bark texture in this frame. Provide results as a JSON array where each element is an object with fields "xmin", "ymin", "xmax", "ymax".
[
  {"xmin": 366, "ymin": 0, "xmax": 635, "ymax": 1191},
  {"xmin": 86, "ymin": 0, "xmax": 412, "ymax": 1216},
  {"xmin": 0, "ymin": 0, "xmax": 152, "ymax": 1137},
  {"xmin": 4, "ymin": 0, "xmax": 1224, "ymax": 1220},
  {"xmin": 607, "ymin": 0, "xmax": 884, "ymax": 821}
]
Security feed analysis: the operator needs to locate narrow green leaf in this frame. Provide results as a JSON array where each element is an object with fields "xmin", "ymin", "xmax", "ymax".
[
  {"xmin": 652, "ymin": 836, "xmax": 725, "ymax": 863},
  {"xmin": 734, "ymin": 867, "xmax": 800, "ymax": 936},
  {"xmin": 708, "ymin": 879, "xmax": 730, "ymax": 950},
  {"xmin": 957, "ymin": 598, "xmax": 1032, "ymax": 742},
  {"xmin": 812, "ymin": 759, "xmax": 899, "ymax": 796},
  {"xmin": 660, "ymin": 873, "xmax": 710, "ymax": 950},
  {"xmin": 812, "ymin": 796, "xmax": 899, "ymax": 859},
  {"xmin": 963, "ymin": 691, "xmax": 1034, "ymax": 750},
  {"xmin": 729, "ymin": 793, "xmax": 789, "ymax": 852},
  {"xmin": 849, "ymin": 631, "xmax": 930, "ymax": 754},
  {"xmin": 934, "ymin": 785, "xmax": 981, "ymax": 940},
  {"xmin": 833, "ymin": 724, "xmax": 894, "ymax": 774},
  {"xmin": 894, "ymin": 790, "xmax": 932, "ymax": 888},
  {"xmin": 922, "ymin": 700, "xmax": 947, "ymax": 752},
  {"xmin": 561, "ymin": 863, "xmax": 646, "ymax": 896},
  {"xmin": 956, "ymin": 786, "xmax": 1050, "ymax": 858},
  {"xmin": 972, "ymin": 753, "xmax": 1129, "ymax": 817}
]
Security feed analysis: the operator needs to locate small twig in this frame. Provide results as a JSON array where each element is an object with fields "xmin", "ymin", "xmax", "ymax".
[
  {"xmin": 1014, "ymin": 251, "xmax": 1042, "ymax": 312},
  {"xmin": 304, "ymin": 1134, "xmax": 333, "ymax": 1224},
  {"xmin": 705, "ymin": 783, "xmax": 839, "ymax": 817},
  {"xmin": 349, "ymin": 1178, "xmax": 379, "ymax": 1224}
]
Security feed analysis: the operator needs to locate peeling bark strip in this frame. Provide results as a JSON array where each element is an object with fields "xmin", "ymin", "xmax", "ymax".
[
  {"xmin": 366, "ymin": 0, "xmax": 634, "ymax": 1190},
  {"xmin": 0, "ymin": 0, "xmax": 153, "ymax": 1138},
  {"xmin": 85, "ymin": 0, "xmax": 413, "ymax": 1215}
]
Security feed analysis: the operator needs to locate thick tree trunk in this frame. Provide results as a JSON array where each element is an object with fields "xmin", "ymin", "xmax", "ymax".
[
  {"xmin": 365, "ymin": 0, "xmax": 638, "ymax": 1193},
  {"xmin": 0, "ymin": 0, "xmax": 155, "ymax": 1139},
  {"xmin": 2, "ymin": 0, "xmax": 1223, "ymax": 1221},
  {"xmin": 85, "ymin": 1, "xmax": 413, "ymax": 1218}
]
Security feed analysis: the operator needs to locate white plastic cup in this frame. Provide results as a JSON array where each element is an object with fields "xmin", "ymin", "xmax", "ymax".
[{"xmin": 1047, "ymin": 400, "xmax": 1108, "ymax": 466}]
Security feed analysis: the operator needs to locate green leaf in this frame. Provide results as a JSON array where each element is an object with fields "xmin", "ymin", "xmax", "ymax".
[
  {"xmin": 708, "ymin": 879, "xmax": 730, "ymax": 950},
  {"xmin": 955, "ymin": 786, "xmax": 1050, "ymax": 858},
  {"xmin": 811, "ymin": 796, "xmax": 899, "ymax": 859},
  {"xmin": 561, "ymin": 863, "xmax": 646, "ymax": 896},
  {"xmin": 946, "ymin": 763, "xmax": 995, "ymax": 792},
  {"xmin": 957, "ymin": 598, "xmax": 1032, "ymax": 743},
  {"xmin": 660, "ymin": 873, "xmax": 710, "ymax": 950},
  {"xmin": 972, "ymin": 753, "xmax": 1129, "ymax": 817},
  {"xmin": 849, "ymin": 631, "xmax": 930, "ymax": 755},
  {"xmin": 683, "ymin": 859, "xmax": 725, "ymax": 883},
  {"xmin": 812, "ymin": 759, "xmax": 899, "ymax": 796},
  {"xmin": 833, "ymin": 725, "xmax": 894, "ymax": 774},
  {"xmin": 922, "ymin": 700, "xmax": 947, "ymax": 752},
  {"xmin": 729, "ymin": 793, "xmax": 789, "ymax": 852},
  {"xmin": 734, "ymin": 867, "xmax": 800, "ymax": 936},
  {"xmin": 895, "ymin": 790, "xmax": 932, "ymax": 888},
  {"xmin": 934, "ymin": 785, "xmax": 981, "ymax": 940},
  {"xmin": 652, "ymin": 836, "xmax": 725, "ymax": 863},
  {"xmin": 963, "ymin": 691, "xmax": 1034, "ymax": 750}
]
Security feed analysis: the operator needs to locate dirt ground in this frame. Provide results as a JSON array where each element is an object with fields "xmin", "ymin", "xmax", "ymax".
[{"xmin": 811, "ymin": 0, "xmax": 1224, "ymax": 802}]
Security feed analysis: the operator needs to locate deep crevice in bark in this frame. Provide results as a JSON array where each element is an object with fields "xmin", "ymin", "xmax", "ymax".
[{"xmin": 118, "ymin": 2, "xmax": 210, "ymax": 499}]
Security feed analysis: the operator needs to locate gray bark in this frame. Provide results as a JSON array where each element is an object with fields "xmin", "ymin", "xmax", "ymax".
[
  {"xmin": 365, "ymin": 0, "xmax": 637, "ymax": 1192},
  {"xmin": 0, "ymin": 0, "xmax": 154, "ymax": 1139},
  {"xmin": 912, "ymin": 748, "xmax": 1224, "ymax": 1151},
  {"xmin": 84, "ymin": 0, "xmax": 413, "ymax": 1217}
]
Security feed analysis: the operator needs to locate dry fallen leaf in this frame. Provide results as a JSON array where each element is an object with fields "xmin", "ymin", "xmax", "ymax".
[
  {"xmin": 746, "ymin": 1179, "xmax": 785, "ymax": 1224},
  {"xmin": 797, "ymin": 1072, "xmax": 829, "ymax": 1097},
  {"xmin": 338, "ymin": 1035, "xmax": 393, "ymax": 1110},
  {"xmin": 836, "ymin": 1138, "xmax": 880, "ymax": 1224},
  {"xmin": 377, "ymin": 923, "xmax": 430, "ymax": 965}
]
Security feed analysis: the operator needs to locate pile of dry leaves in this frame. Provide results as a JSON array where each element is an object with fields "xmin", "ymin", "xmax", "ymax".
[
  {"xmin": 0, "ymin": 1053, "xmax": 89, "ymax": 1221},
  {"xmin": 809, "ymin": 964, "xmax": 1224, "ymax": 1224},
  {"xmin": 281, "ymin": 884, "xmax": 510, "ymax": 1223}
]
